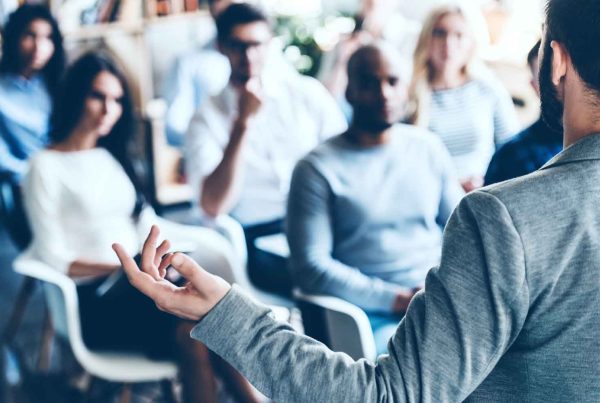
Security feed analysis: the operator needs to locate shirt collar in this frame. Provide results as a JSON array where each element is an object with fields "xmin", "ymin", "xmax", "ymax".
[{"xmin": 2, "ymin": 73, "xmax": 45, "ymax": 90}]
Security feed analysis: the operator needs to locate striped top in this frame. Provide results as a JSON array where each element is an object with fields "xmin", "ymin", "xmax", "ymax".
[{"xmin": 428, "ymin": 79, "xmax": 519, "ymax": 179}]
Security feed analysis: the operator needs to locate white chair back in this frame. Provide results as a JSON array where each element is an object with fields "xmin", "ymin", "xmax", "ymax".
[{"xmin": 294, "ymin": 290, "xmax": 377, "ymax": 361}]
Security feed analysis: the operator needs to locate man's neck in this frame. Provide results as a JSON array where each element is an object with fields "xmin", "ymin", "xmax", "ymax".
[
  {"xmin": 562, "ymin": 87, "xmax": 600, "ymax": 148},
  {"xmin": 344, "ymin": 125, "xmax": 392, "ymax": 147}
]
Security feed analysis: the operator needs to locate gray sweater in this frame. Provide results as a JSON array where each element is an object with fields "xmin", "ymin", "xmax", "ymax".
[
  {"xmin": 286, "ymin": 126, "xmax": 464, "ymax": 312},
  {"xmin": 192, "ymin": 133, "xmax": 600, "ymax": 402}
]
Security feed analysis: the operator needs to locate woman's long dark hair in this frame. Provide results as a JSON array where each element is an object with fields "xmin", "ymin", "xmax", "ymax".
[
  {"xmin": 50, "ymin": 52, "xmax": 146, "ymax": 213},
  {"xmin": 0, "ymin": 4, "xmax": 65, "ymax": 97}
]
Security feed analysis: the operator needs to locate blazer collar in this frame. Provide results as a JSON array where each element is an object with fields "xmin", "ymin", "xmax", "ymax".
[{"xmin": 541, "ymin": 133, "xmax": 600, "ymax": 170}]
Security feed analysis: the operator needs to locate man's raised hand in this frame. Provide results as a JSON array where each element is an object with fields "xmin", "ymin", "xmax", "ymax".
[{"xmin": 112, "ymin": 225, "xmax": 231, "ymax": 321}]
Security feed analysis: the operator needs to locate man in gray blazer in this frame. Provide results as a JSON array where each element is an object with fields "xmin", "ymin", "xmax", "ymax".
[{"xmin": 113, "ymin": 0, "xmax": 600, "ymax": 400}]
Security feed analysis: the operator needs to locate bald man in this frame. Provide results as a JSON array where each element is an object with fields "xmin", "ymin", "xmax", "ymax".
[
  {"xmin": 114, "ymin": 0, "xmax": 600, "ymax": 399},
  {"xmin": 285, "ymin": 44, "xmax": 464, "ymax": 356}
]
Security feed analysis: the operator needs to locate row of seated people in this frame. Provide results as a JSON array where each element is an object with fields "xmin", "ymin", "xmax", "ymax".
[{"xmin": 0, "ymin": 2, "xmax": 562, "ymax": 403}]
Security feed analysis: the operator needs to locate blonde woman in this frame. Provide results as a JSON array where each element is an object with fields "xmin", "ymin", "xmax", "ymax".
[{"xmin": 407, "ymin": 4, "xmax": 518, "ymax": 192}]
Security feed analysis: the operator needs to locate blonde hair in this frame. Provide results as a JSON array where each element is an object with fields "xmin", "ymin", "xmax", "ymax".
[{"xmin": 407, "ymin": 3, "xmax": 487, "ymax": 127}]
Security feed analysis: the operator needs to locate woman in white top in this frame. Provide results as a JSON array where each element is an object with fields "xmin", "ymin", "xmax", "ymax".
[
  {"xmin": 22, "ymin": 53, "xmax": 261, "ymax": 403},
  {"xmin": 407, "ymin": 4, "xmax": 519, "ymax": 192}
]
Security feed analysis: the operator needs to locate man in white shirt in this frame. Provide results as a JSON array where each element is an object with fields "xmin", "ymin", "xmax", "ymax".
[
  {"xmin": 185, "ymin": 3, "xmax": 347, "ymax": 296},
  {"xmin": 163, "ymin": 0, "xmax": 296, "ymax": 147}
]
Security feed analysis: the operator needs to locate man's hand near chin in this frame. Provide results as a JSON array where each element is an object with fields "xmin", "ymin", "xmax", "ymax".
[{"xmin": 112, "ymin": 225, "xmax": 231, "ymax": 322}]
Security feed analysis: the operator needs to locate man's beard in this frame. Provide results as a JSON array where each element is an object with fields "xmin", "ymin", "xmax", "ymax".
[
  {"xmin": 539, "ymin": 38, "xmax": 565, "ymax": 134},
  {"xmin": 352, "ymin": 107, "xmax": 396, "ymax": 133}
]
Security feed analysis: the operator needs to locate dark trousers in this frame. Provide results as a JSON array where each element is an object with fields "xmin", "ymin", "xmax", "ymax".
[
  {"xmin": 243, "ymin": 219, "xmax": 292, "ymax": 297},
  {"xmin": 77, "ymin": 256, "xmax": 178, "ymax": 359}
]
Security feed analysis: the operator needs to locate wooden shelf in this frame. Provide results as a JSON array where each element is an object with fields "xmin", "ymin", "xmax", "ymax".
[
  {"xmin": 63, "ymin": 9, "xmax": 209, "ymax": 40},
  {"xmin": 63, "ymin": 20, "xmax": 144, "ymax": 39}
]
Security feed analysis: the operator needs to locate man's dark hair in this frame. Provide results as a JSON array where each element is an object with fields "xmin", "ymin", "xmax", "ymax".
[
  {"xmin": 0, "ymin": 4, "xmax": 65, "ymax": 97},
  {"xmin": 546, "ymin": 0, "xmax": 600, "ymax": 94},
  {"xmin": 215, "ymin": 2, "xmax": 269, "ymax": 43},
  {"xmin": 527, "ymin": 40, "xmax": 541, "ymax": 68}
]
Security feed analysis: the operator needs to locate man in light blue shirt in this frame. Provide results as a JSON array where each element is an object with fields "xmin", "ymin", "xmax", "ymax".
[{"xmin": 286, "ymin": 43, "xmax": 464, "ymax": 354}]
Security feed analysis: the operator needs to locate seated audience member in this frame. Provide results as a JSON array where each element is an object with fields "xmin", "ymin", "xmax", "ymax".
[
  {"xmin": 164, "ymin": 0, "xmax": 294, "ymax": 146},
  {"xmin": 287, "ymin": 44, "xmax": 464, "ymax": 355},
  {"xmin": 186, "ymin": 3, "xmax": 347, "ymax": 296},
  {"xmin": 318, "ymin": 0, "xmax": 421, "ymax": 120},
  {"xmin": 407, "ymin": 4, "xmax": 519, "ymax": 192},
  {"xmin": 0, "ymin": 5, "xmax": 65, "ymax": 183},
  {"xmin": 484, "ymin": 40, "xmax": 563, "ymax": 185},
  {"xmin": 22, "ymin": 52, "xmax": 261, "ymax": 403}
]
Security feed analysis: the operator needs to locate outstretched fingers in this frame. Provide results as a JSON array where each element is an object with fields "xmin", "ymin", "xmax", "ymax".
[
  {"xmin": 141, "ymin": 225, "xmax": 161, "ymax": 279},
  {"xmin": 154, "ymin": 239, "xmax": 171, "ymax": 268},
  {"xmin": 113, "ymin": 242, "xmax": 160, "ymax": 300}
]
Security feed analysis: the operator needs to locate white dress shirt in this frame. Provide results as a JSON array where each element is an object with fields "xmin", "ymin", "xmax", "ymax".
[
  {"xmin": 22, "ymin": 148, "xmax": 232, "ymax": 277},
  {"xmin": 185, "ymin": 72, "xmax": 347, "ymax": 226}
]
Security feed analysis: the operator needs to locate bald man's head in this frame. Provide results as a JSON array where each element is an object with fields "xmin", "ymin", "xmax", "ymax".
[{"xmin": 346, "ymin": 43, "xmax": 409, "ymax": 133}]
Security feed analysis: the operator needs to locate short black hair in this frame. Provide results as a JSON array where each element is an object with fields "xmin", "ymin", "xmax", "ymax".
[
  {"xmin": 0, "ymin": 4, "xmax": 65, "ymax": 96},
  {"xmin": 527, "ymin": 40, "xmax": 541, "ymax": 68},
  {"xmin": 215, "ymin": 2, "xmax": 269, "ymax": 43},
  {"xmin": 546, "ymin": 0, "xmax": 600, "ymax": 94}
]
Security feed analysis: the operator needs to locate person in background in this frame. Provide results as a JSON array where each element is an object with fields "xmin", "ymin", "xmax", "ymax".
[
  {"xmin": 22, "ymin": 52, "xmax": 261, "ymax": 403},
  {"xmin": 0, "ymin": 4, "xmax": 65, "ymax": 183},
  {"xmin": 287, "ymin": 43, "xmax": 464, "ymax": 355},
  {"xmin": 484, "ymin": 40, "xmax": 563, "ymax": 185},
  {"xmin": 318, "ymin": 0, "xmax": 420, "ymax": 121},
  {"xmin": 163, "ymin": 0, "xmax": 294, "ymax": 147},
  {"xmin": 407, "ymin": 4, "xmax": 519, "ymax": 192},
  {"xmin": 162, "ymin": 0, "xmax": 232, "ymax": 147},
  {"xmin": 185, "ymin": 3, "xmax": 347, "ymax": 297}
]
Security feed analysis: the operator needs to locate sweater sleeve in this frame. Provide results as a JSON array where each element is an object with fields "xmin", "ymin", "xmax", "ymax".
[
  {"xmin": 286, "ymin": 159, "xmax": 406, "ymax": 313},
  {"xmin": 22, "ymin": 156, "xmax": 76, "ymax": 274},
  {"xmin": 192, "ymin": 190, "xmax": 530, "ymax": 402}
]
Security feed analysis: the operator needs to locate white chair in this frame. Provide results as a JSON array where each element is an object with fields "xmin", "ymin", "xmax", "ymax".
[
  {"xmin": 211, "ymin": 215, "xmax": 296, "ymax": 309},
  {"xmin": 13, "ymin": 256, "xmax": 178, "ymax": 401},
  {"xmin": 293, "ymin": 289, "xmax": 377, "ymax": 361}
]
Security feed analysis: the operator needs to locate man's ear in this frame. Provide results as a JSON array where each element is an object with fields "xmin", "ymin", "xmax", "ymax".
[{"xmin": 550, "ymin": 40, "xmax": 569, "ymax": 86}]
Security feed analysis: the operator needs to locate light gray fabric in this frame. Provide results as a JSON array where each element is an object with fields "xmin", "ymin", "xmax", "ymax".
[
  {"xmin": 286, "ymin": 126, "xmax": 464, "ymax": 312},
  {"xmin": 191, "ymin": 133, "xmax": 600, "ymax": 402}
]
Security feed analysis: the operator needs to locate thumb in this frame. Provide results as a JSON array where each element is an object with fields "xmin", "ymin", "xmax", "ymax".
[{"xmin": 169, "ymin": 252, "xmax": 209, "ymax": 291}]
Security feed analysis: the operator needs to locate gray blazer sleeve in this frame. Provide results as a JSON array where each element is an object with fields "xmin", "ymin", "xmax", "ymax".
[{"xmin": 191, "ymin": 190, "xmax": 530, "ymax": 402}]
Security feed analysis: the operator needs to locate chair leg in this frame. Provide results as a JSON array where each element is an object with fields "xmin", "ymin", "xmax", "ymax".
[
  {"xmin": 161, "ymin": 379, "xmax": 179, "ymax": 403},
  {"xmin": 119, "ymin": 383, "xmax": 131, "ymax": 403},
  {"xmin": 36, "ymin": 307, "xmax": 54, "ymax": 372},
  {"xmin": 2, "ymin": 278, "xmax": 37, "ymax": 343}
]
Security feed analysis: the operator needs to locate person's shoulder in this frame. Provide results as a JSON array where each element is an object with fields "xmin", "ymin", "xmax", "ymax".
[
  {"xmin": 295, "ymin": 134, "xmax": 345, "ymax": 170},
  {"xmin": 470, "ymin": 75, "xmax": 511, "ymax": 100},
  {"xmin": 395, "ymin": 123, "xmax": 447, "ymax": 152},
  {"xmin": 477, "ymin": 165, "xmax": 558, "ymax": 219},
  {"xmin": 28, "ymin": 149, "xmax": 57, "ymax": 167},
  {"xmin": 286, "ymin": 73, "xmax": 331, "ymax": 97}
]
